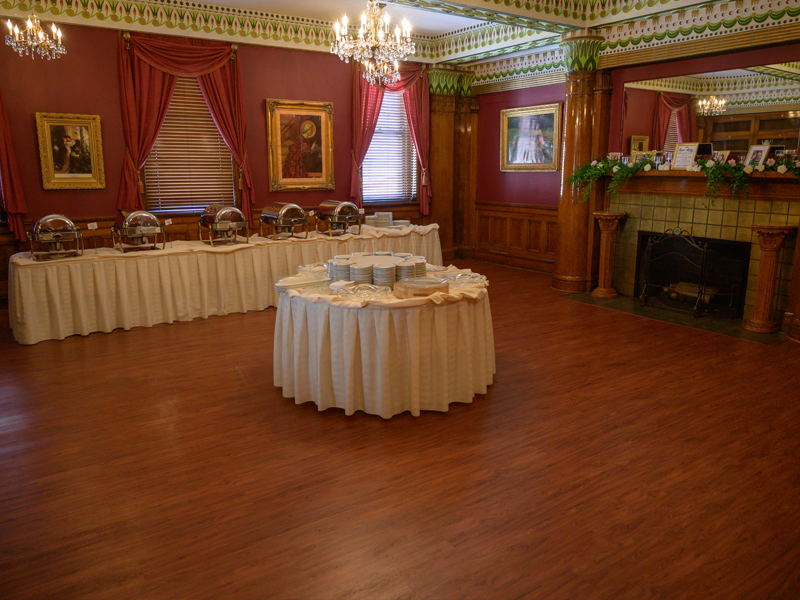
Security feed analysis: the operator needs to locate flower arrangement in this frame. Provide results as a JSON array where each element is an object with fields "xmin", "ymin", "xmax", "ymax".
[{"xmin": 568, "ymin": 154, "xmax": 800, "ymax": 202}]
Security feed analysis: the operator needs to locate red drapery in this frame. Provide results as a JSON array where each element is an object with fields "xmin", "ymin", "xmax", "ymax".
[
  {"xmin": 383, "ymin": 63, "xmax": 431, "ymax": 216},
  {"xmin": 349, "ymin": 62, "xmax": 384, "ymax": 207},
  {"xmin": 118, "ymin": 33, "xmax": 255, "ymax": 223},
  {"xmin": 0, "ymin": 83, "xmax": 27, "ymax": 241},
  {"xmin": 652, "ymin": 92, "xmax": 697, "ymax": 151}
]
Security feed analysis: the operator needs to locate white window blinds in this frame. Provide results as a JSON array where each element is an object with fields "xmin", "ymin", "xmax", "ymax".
[
  {"xmin": 362, "ymin": 91, "xmax": 418, "ymax": 202},
  {"xmin": 143, "ymin": 77, "xmax": 235, "ymax": 214},
  {"xmin": 664, "ymin": 110, "xmax": 680, "ymax": 152}
]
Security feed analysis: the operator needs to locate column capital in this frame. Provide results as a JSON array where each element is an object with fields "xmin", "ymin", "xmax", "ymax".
[
  {"xmin": 428, "ymin": 70, "xmax": 474, "ymax": 96},
  {"xmin": 559, "ymin": 29, "xmax": 604, "ymax": 72}
]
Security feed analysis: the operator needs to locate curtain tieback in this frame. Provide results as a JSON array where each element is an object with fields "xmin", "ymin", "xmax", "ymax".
[
  {"xmin": 125, "ymin": 149, "xmax": 145, "ymax": 194},
  {"xmin": 421, "ymin": 167, "xmax": 428, "ymax": 186},
  {"xmin": 351, "ymin": 149, "xmax": 363, "ymax": 182}
]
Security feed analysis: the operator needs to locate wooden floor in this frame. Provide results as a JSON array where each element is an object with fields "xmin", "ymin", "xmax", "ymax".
[{"xmin": 1, "ymin": 260, "xmax": 800, "ymax": 600}]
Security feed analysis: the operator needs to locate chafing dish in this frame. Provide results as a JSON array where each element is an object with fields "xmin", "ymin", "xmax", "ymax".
[
  {"xmin": 28, "ymin": 214, "xmax": 84, "ymax": 261},
  {"xmin": 197, "ymin": 204, "xmax": 250, "ymax": 245},
  {"xmin": 315, "ymin": 200, "xmax": 362, "ymax": 236},
  {"xmin": 111, "ymin": 210, "xmax": 166, "ymax": 252},
  {"xmin": 259, "ymin": 204, "xmax": 309, "ymax": 240}
]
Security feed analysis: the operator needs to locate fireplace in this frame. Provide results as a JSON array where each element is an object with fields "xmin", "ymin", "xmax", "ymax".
[{"xmin": 634, "ymin": 229, "xmax": 751, "ymax": 319}]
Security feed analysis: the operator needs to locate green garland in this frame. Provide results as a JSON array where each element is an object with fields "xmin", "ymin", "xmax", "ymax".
[{"xmin": 568, "ymin": 155, "xmax": 800, "ymax": 202}]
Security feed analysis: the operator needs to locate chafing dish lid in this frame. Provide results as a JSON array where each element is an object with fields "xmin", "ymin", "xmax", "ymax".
[
  {"xmin": 123, "ymin": 210, "xmax": 161, "ymax": 229},
  {"xmin": 32, "ymin": 214, "xmax": 79, "ymax": 236},
  {"xmin": 261, "ymin": 204, "xmax": 306, "ymax": 221},
  {"xmin": 317, "ymin": 200, "xmax": 360, "ymax": 217},
  {"xmin": 201, "ymin": 205, "xmax": 247, "ymax": 223}
]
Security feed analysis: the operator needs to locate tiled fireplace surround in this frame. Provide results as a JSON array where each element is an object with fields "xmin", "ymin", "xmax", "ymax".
[{"xmin": 608, "ymin": 193, "xmax": 799, "ymax": 321}]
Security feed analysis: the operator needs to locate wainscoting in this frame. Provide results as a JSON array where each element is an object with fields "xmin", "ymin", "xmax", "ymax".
[{"xmin": 459, "ymin": 202, "xmax": 558, "ymax": 272}]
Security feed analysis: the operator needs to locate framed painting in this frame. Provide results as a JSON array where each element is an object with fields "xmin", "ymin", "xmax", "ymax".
[
  {"xmin": 35, "ymin": 113, "xmax": 105, "ymax": 190},
  {"xmin": 267, "ymin": 99, "xmax": 334, "ymax": 192},
  {"xmin": 500, "ymin": 103, "xmax": 562, "ymax": 172},
  {"xmin": 630, "ymin": 135, "xmax": 649, "ymax": 154}
]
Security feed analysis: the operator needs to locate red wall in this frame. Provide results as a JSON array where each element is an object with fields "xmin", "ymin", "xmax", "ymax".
[
  {"xmin": 476, "ymin": 83, "xmax": 566, "ymax": 207},
  {"xmin": 620, "ymin": 88, "xmax": 658, "ymax": 156},
  {"xmin": 0, "ymin": 23, "xmax": 353, "ymax": 223}
]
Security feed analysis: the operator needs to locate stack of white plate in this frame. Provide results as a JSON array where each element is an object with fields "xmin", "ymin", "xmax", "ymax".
[
  {"xmin": 410, "ymin": 256, "xmax": 427, "ymax": 277},
  {"xmin": 350, "ymin": 263, "xmax": 373, "ymax": 284},
  {"xmin": 330, "ymin": 258, "xmax": 352, "ymax": 281},
  {"xmin": 364, "ymin": 215, "xmax": 378, "ymax": 227},
  {"xmin": 395, "ymin": 260, "xmax": 416, "ymax": 281},
  {"xmin": 334, "ymin": 254, "xmax": 352, "ymax": 260},
  {"xmin": 394, "ymin": 252, "xmax": 412, "ymax": 259},
  {"xmin": 373, "ymin": 250, "xmax": 393, "ymax": 257},
  {"xmin": 393, "ymin": 219, "xmax": 411, "ymax": 227},
  {"xmin": 351, "ymin": 251, "xmax": 373, "ymax": 258},
  {"xmin": 374, "ymin": 212, "xmax": 393, "ymax": 227},
  {"xmin": 372, "ymin": 264, "xmax": 396, "ymax": 288}
]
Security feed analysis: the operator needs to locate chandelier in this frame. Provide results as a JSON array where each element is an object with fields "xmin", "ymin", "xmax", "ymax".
[
  {"xmin": 5, "ymin": 14, "xmax": 66, "ymax": 60},
  {"xmin": 331, "ymin": 1, "xmax": 414, "ymax": 86},
  {"xmin": 697, "ymin": 95, "xmax": 726, "ymax": 117}
]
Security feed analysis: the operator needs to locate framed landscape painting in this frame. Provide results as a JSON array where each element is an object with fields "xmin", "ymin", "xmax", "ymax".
[
  {"xmin": 500, "ymin": 103, "xmax": 562, "ymax": 172},
  {"xmin": 35, "ymin": 113, "xmax": 105, "ymax": 190},
  {"xmin": 266, "ymin": 99, "xmax": 334, "ymax": 192}
]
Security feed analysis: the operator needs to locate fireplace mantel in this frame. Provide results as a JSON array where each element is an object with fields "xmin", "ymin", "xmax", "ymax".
[{"xmin": 604, "ymin": 171, "xmax": 800, "ymax": 203}]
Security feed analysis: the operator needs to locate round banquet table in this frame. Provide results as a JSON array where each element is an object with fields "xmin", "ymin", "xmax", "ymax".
[{"xmin": 273, "ymin": 282, "xmax": 495, "ymax": 418}]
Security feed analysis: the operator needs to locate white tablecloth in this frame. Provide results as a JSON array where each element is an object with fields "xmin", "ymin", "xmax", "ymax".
[
  {"xmin": 9, "ymin": 225, "xmax": 442, "ymax": 345},
  {"xmin": 273, "ymin": 284, "xmax": 495, "ymax": 418}
]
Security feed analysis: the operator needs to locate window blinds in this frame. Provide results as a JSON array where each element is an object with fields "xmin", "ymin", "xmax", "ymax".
[
  {"xmin": 143, "ymin": 77, "xmax": 235, "ymax": 214},
  {"xmin": 362, "ymin": 91, "xmax": 418, "ymax": 202},
  {"xmin": 664, "ymin": 110, "xmax": 680, "ymax": 152}
]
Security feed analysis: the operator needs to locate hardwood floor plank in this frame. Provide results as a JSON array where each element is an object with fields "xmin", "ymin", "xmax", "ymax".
[{"xmin": 1, "ymin": 260, "xmax": 799, "ymax": 599}]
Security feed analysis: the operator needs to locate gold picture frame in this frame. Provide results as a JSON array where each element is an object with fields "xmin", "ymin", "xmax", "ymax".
[
  {"xmin": 630, "ymin": 135, "xmax": 649, "ymax": 154},
  {"xmin": 671, "ymin": 143, "xmax": 699, "ymax": 170},
  {"xmin": 266, "ymin": 99, "xmax": 334, "ymax": 192},
  {"xmin": 631, "ymin": 150, "xmax": 657, "ymax": 164},
  {"xmin": 500, "ymin": 103, "xmax": 562, "ymax": 172},
  {"xmin": 35, "ymin": 112, "xmax": 105, "ymax": 190}
]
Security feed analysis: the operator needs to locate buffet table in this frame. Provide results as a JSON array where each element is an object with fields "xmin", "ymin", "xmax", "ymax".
[
  {"xmin": 8, "ymin": 225, "xmax": 442, "ymax": 345},
  {"xmin": 273, "ymin": 280, "xmax": 495, "ymax": 418}
]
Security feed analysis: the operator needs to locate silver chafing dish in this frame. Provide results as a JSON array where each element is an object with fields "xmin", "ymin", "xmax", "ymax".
[
  {"xmin": 315, "ymin": 200, "xmax": 362, "ymax": 236},
  {"xmin": 28, "ymin": 214, "xmax": 84, "ymax": 261},
  {"xmin": 111, "ymin": 210, "xmax": 166, "ymax": 252},
  {"xmin": 197, "ymin": 204, "xmax": 250, "ymax": 245},
  {"xmin": 259, "ymin": 203, "xmax": 309, "ymax": 240}
]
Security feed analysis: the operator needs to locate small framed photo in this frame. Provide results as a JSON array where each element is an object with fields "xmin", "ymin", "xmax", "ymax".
[
  {"xmin": 607, "ymin": 152, "xmax": 622, "ymax": 161},
  {"xmin": 713, "ymin": 150, "xmax": 730, "ymax": 163},
  {"xmin": 266, "ymin": 98, "xmax": 334, "ymax": 192},
  {"xmin": 632, "ymin": 150, "xmax": 657, "ymax": 164},
  {"xmin": 500, "ymin": 103, "xmax": 562, "ymax": 172},
  {"xmin": 35, "ymin": 112, "xmax": 106, "ymax": 189},
  {"xmin": 671, "ymin": 143, "xmax": 699, "ymax": 170},
  {"xmin": 745, "ymin": 144, "xmax": 770, "ymax": 167},
  {"xmin": 630, "ymin": 135, "xmax": 649, "ymax": 154}
]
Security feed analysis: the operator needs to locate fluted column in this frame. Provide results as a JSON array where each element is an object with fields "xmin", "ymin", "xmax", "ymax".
[
  {"xmin": 743, "ymin": 225, "xmax": 797, "ymax": 333},
  {"xmin": 591, "ymin": 212, "xmax": 626, "ymax": 298},
  {"xmin": 552, "ymin": 29, "xmax": 604, "ymax": 292},
  {"xmin": 587, "ymin": 70, "xmax": 613, "ymax": 291}
]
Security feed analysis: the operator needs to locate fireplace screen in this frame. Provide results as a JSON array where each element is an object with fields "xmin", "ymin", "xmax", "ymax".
[{"xmin": 635, "ymin": 229, "xmax": 750, "ymax": 319}]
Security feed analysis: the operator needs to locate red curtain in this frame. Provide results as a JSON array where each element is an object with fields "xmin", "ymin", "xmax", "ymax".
[
  {"xmin": 652, "ymin": 92, "xmax": 697, "ymax": 151},
  {"xmin": 350, "ymin": 62, "xmax": 384, "ymax": 207},
  {"xmin": 0, "ymin": 83, "xmax": 27, "ymax": 241},
  {"xmin": 118, "ymin": 33, "xmax": 255, "ymax": 223},
  {"xmin": 383, "ymin": 63, "xmax": 431, "ymax": 216}
]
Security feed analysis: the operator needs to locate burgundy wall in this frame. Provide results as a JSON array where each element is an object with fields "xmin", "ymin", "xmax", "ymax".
[
  {"xmin": 608, "ymin": 41, "xmax": 800, "ymax": 153},
  {"xmin": 620, "ymin": 88, "xmax": 658, "ymax": 156},
  {"xmin": 476, "ymin": 83, "xmax": 566, "ymax": 207},
  {"xmin": 0, "ymin": 23, "xmax": 353, "ymax": 223}
]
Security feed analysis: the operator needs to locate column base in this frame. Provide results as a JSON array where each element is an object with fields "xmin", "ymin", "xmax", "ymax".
[
  {"xmin": 591, "ymin": 287, "xmax": 618, "ymax": 299},
  {"xmin": 742, "ymin": 318, "xmax": 781, "ymax": 334},
  {"xmin": 788, "ymin": 316, "xmax": 800, "ymax": 342},
  {"xmin": 551, "ymin": 275, "xmax": 587, "ymax": 293}
]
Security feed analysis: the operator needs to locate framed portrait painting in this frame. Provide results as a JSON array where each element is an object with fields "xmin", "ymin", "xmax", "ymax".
[
  {"xmin": 35, "ymin": 113, "xmax": 105, "ymax": 190},
  {"xmin": 267, "ymin": 99, "xmax": 334, "ymax": 192},
  {"xmin": 500, "ymin": 103, "xmax": 562, "ymax": 172}
]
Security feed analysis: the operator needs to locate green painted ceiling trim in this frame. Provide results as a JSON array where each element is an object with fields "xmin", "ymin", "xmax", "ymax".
[{"xmin": 473, "ymin": 60, "xmax": 565, "ymax": 82}]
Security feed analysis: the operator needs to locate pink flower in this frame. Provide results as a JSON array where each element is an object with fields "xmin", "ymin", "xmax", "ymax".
[
  {"xmin": 728, "ymin": 159, "xmax": 737, "ymax": 166},
  {"xmin": 591, "ymin": 160, "xmax": 597, "ymax": 166},
  {"xmin": 795, "ymin": 160, "xmax": 800, "ymax": 169},
  {"xmin": 766, "ymin": 158, "xmax": 776, "ymax": 166},
  {"xmin": 690, "ymin": 161, "xmax": 697, "ymax": 167}
]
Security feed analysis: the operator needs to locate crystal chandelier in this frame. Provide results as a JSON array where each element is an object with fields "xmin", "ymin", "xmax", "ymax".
[
  {"xmin": 697, "ymin": 95, "xmax": 726, "ymax": 117},
  {"xmin": 5, "ymin": 14, "xmax": 66, "ymax": 60},
  {"xmin": 331, "ymin": 1, "xmax": 414, "ymax": 86}
]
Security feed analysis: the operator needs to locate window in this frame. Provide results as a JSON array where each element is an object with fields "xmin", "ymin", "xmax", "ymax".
[
  {"xmin": 663, "ymin": 110, "xmax": 679, "ymax": 152},
  {"xmin": 362, "ymin": 91, "xmax": 417, "ymax": 202},
  {"xmin": 143, "ymin": 77, "xmax": 236, "ymax": 214}
]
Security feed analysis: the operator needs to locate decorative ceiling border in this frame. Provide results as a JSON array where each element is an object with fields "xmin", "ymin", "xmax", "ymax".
[
  {"xmin": 627, "ymin": 73, "xmax": 800, "ymax": 93},
  {"xmin": 748, "ymin": 65, "xmax": 800, "ymax": 82},
  {"xmin": 473, "ymin": 71, "xmax": 567, "ymax": 94}
]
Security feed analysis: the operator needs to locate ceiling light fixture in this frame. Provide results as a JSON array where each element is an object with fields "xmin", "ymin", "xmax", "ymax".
[
  {"xmin": 331, "ymin": 1, "xmax": 414, "ymax": 86},
  {"xmin": 697, "ymin": 95, "xmax": 726, "ymax": 117},
  {"xmin": 5, "ymin": 14, "xmax": 66, "ymax": 60}
]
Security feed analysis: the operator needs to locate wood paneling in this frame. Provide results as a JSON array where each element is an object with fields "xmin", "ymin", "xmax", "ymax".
[
  {"xmin": 2, "ymin": 260, "xmax": 800, "ymax": 599},
  {"xmin": 430, "ymin": 94, "xmax": 457, "ymax": 261},
  {"xmin": 612, "ymin": 171, "xmax": 800, "ymax": 202},
  {"xmin": 462, "ymin": 203, "xmax": 558, "ymax": 272}
]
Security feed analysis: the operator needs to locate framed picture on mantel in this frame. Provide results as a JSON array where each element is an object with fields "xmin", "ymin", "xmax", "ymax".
[{"xmin": 671, "ymin": 143, "xmax": 699, "ymax": 170}]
